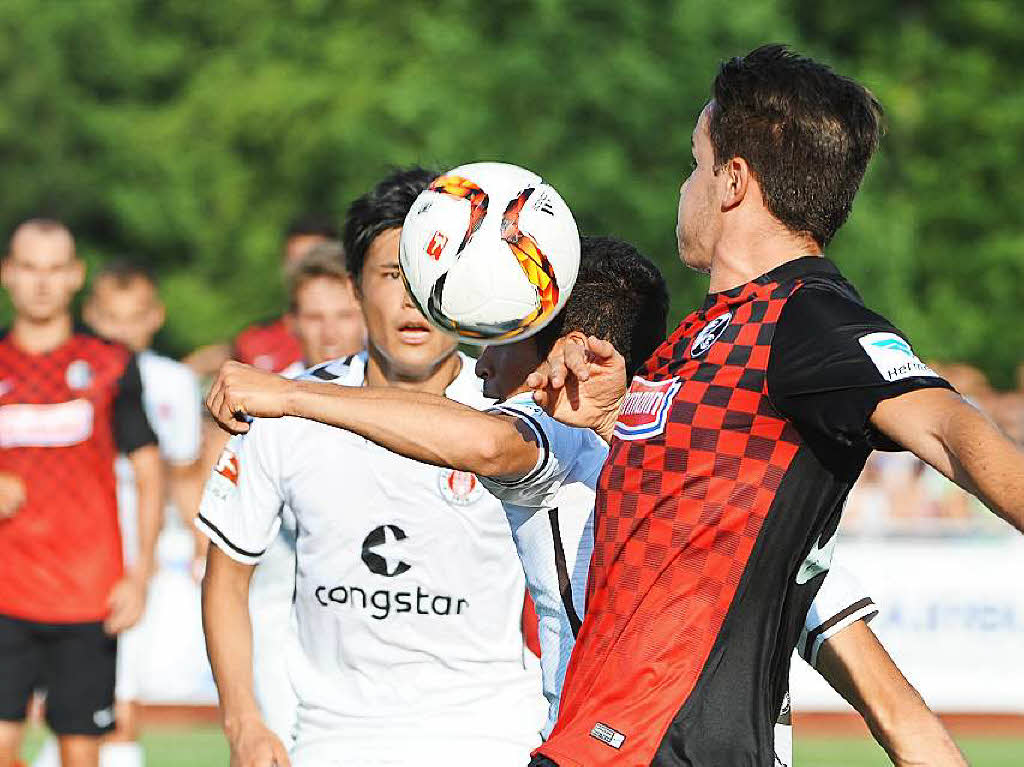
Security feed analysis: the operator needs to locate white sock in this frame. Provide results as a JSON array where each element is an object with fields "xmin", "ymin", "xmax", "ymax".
[
  {"xmin": 99, "ymin": 741, "xmax": 144, "ymax": 767},
  {"xmin": 32, "ymin": 736, "xmax": 61, "ymax": 767}
]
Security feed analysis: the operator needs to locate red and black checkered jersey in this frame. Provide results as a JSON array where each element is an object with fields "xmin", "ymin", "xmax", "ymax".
[
  {"xmin": 233, "ymin": 315, "xmax": 303, "ymax": 373},
  {"xmin": 537, "ymin": 257, "xmax": 953, "ymax": 766},
  {"xmin": 0, "ymin": 327, "xmax": 156, "ymax": 623}
]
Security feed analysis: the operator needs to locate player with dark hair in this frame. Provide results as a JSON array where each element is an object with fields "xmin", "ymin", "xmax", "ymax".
[
  {"xmin": 205, "ymin": 228, "xmax": 959, "ymax": 765},
  {"xmin": 0, "ymin": 221, "xmax": 161, "ymax": 767},
  {"xmin": 199, "ymin": 167, "xmax": 546, "ymax": 766},
  {"xmin": 524, "ymin": 45, "xmax": 1003, "ymax": 765}
]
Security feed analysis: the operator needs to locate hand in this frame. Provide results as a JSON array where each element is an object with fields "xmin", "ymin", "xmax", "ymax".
[
  {"xmin": 105, "ymin": 572, "xmax": 148, "ymax": 635},
  {"xmin": 526, "ymin": 333, "xmax": 628, "ymax": 442},
  {"xmin": 0, "ymin": 472, "xmax": 26, "ymax": 519},
  {"xmin": 207, "ymin": 362, "xmax": 295, "ymax": 435},
  {"xmin": 228, "ymin": 716, "xmax": 292, "ymax": 767}
]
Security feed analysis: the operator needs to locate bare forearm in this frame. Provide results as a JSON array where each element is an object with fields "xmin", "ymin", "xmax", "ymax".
[
  {"xmin": 130, "ymin": 445, "xmax": 164, "ymax": 576},
  {"xmin": 940, "ymin": 405, "xmax": 1024, "ymax": 532},
  {"xmin": 284, "ymin": 381, "xmax": 536, "ymax": 478},
  {"xmin": 816, "ymin": 622, "xmax": 965, "ymax": 766},
  {"xmin": 201, "ymin": 549, "xmax": 262, "ymax": 728},
  {"xmin": 873, "ymin": 389, "xmax": 1024, "ymax": 533}
]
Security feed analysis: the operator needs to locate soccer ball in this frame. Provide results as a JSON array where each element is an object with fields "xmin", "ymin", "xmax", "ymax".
[{"xmin": 399, "ymin": 162, "xmax": 580, "ymax": 345}]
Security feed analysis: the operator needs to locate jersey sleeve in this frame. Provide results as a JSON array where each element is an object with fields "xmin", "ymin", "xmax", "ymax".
[
  {"xmin": 194, "ymin": 421, "xmax": 286, "ymax": 565},
  {"xmin": 798, "ymin": 563, "xmax": 878, "ymax": 668},
  {"xmin": 478, "ymin": 396, "xmax": 589, "ymax": 508},
  {"xmin": 768, "ymin": 284, "xmax": 954, "ymax": 452},
  {"xmin": 113, "ymin": 353, "xmax": 159, "ymax": 454},
  {"xmin": 159, "ymin": 365, "xmax": 203, "ymax": 465}
]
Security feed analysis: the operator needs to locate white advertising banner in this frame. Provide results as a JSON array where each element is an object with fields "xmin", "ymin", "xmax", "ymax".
[{"xmin": 790, "ymin": 537, "xmax": 1024, "ymax": 713}]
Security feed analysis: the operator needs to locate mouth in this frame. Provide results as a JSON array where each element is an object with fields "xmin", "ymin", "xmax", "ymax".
[{"xmin": 397, "ymin": 321, "xmax": 432, "ymax": 345}]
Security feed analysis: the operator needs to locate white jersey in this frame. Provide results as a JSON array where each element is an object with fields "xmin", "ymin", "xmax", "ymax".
[
  {"xmin": 773, "ymin": 564, "xmax": 878, "ymax": 767},
  {"xmin": 116, "ymin": 350, "xmax": 202, "ymax": 563},
  {"xmin": 197, "ymin": 352, "xmax": 545, "ymax": 764},
  {"xmin": 475, "ymin": 394, "xmax": 878, "ymax": 757},
  {"xmin": 479, "ymin": 393, "xmax": 605, "ymax": 737}
]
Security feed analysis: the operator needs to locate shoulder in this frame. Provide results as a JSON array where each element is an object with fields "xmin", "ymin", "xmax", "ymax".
[
  {"xmin": 139, "ymin": 351, "xmax": 198, "ymax": 386},
  {"xmin": 294, "ymin": 354, "xmax": 360, "ymax": 385},
  {"xmin": 71, "ymin": 327, "xmax": 134, "ymax": 374},
  {"xmin": 234, "ymin": 315, "xmax": 287, "ymax": 343}
]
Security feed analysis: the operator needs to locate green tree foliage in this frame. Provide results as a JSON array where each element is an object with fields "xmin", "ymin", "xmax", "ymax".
[{"xmin": 0, "ymin": 1, "xmax": 1019, "ymax": 384}]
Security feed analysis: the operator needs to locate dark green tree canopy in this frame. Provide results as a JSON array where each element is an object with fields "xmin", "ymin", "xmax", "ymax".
[{"xmin": 0, "ymin": 1, "xmax": 1020, "ymax": 384}]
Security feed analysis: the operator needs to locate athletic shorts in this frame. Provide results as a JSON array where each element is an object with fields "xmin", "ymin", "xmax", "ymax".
[
  {"xmin": 0, "ymin": 613, "xmax": 117, "ymax": 735},
  {"xmin": 529, "ymin": 756, "xmax": 559, "ymax": 766}
]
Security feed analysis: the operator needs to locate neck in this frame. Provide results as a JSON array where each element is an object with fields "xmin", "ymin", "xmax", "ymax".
[
  {"xmin": 12, "ymin": 313, "xmax": 73, "ymax": 354},
  {"xmin": 707, "ymin": 223, "xmax": 822, "ymax": 294},
  {"xmin": 364, "ymin": 344, "xmax": 462, "ymax": 396}
]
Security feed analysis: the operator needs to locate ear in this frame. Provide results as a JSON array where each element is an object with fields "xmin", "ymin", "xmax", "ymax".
[
  {"xmin": 720, "ymin": 156, "xmax": 752, "ymax": 212},
  {"xmin": 69, "ymin": 259, "xmax": 86, "ymax": 291},
  {"xmin": 153, "ymin": 301, "xmax": 166, "ymax": 330}
]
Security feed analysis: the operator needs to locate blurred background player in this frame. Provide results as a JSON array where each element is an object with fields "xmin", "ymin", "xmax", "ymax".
[
  {"xmin": 209, "ymin": 236, "xmax": 964, "ymax": 766},
  {"xmin": 184, "ymin": 216, "xmax": 340, "ymax": 378},
  {"xmin": 32, "ymin": 261, "xmax": 205, "ymax": 767},
  {"xmin": 0, "ymin": 221, "xmax": 161, "ymax": 767},
  {"xmin": 199, "ymin": 167, "xmax": 545, "ymax": 766}
]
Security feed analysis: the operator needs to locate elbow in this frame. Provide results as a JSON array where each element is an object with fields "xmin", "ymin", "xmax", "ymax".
[{"xmin": 471, "ymin": 432, "xmax": 508, "ymax": 478}]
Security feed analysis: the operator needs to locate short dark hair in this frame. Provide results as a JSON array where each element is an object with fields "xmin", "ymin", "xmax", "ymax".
[
  {"xmin": 92, "ymin": 259, "xmax": 157, "ymax": 290},
  {"xmin": 709, "ymin": 44, "xmax": 884, "ymax": 247},
  {"xmin": 287, "ymin": 241, "xmax": 350, "ymax": 312},
  {"xmin": 534, "ymin": 236, "xmax": 669, "ymax": 378},
  {"xmin": 286, "ymin": 214, "xmax": 338, "ymax": 241},
  {"xmin": 342, "ymin": 166, "xmax": 438, "ymax": 280}
]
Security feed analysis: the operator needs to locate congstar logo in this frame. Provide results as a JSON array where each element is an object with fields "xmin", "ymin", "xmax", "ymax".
[{"xmin": 313, "ymin": 525, "xmax": 470, "ymax": 620}]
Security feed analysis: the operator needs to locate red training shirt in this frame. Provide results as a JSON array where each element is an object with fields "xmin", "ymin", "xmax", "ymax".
[{"xmin": 0, "ymin": 328, "xmax": 156, "ymax": 623}]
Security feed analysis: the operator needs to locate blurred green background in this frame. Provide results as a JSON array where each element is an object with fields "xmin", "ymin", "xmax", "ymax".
[{"xmin": 0, "ymin": 0, "xmax": 1020, "ymax": 384}]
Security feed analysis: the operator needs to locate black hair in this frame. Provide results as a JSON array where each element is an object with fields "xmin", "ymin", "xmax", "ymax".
[
  {"xmin": 534, "ymin": 235, "xmax": 669, "ymax": 378},
  {"xmin": 286, "ymin": 214, "xmax": 339, "ymax": 241},
  {"xmin": 91, "ymin": 259, "xmax": 157, "ymax": 289},
  {"xmin": 342, "ymin": 166, "xmax": 438, "ymax": 280},
  {"xmin": 709, "ymin": 44, "xmax": 884, "ymax": 247}
]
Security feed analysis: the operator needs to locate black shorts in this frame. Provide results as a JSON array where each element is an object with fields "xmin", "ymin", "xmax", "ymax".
[
  {"xmin": 0, "ymin": 613, "xmax": 117, "ymax": 736},
  {"xmin": 529, "ymin": 757, "xmax": 559, "ymax": 766}
]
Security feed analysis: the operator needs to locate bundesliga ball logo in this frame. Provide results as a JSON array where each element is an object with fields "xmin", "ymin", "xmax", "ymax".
[{"xmin": 399, "ymin": 162, "xmax": 581, "ymax": 345}]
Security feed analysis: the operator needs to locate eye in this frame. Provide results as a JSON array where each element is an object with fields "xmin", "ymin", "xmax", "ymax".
[{"xmin": 384, "ymin": 269, "xmax": 401, "ymax": 280}]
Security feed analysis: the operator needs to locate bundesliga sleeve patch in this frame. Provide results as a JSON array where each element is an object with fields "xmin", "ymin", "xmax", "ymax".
[{"xmin": 858, "ymin": 332, "xmax": 938, "ymax": 383}]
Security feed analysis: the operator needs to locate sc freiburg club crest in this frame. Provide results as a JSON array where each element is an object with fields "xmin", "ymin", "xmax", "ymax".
[
  {"xmin": 361, "ymin": 525, "xmax": 412, "ymax": 577},
  {"xmin": 690, "ymin": 312, "xmax": 733, "ymax": 358}
]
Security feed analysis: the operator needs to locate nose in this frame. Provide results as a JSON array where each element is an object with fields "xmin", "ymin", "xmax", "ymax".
[{"xmin": 475, "ymin": 351, "xmax": 492, "ymax": 381}]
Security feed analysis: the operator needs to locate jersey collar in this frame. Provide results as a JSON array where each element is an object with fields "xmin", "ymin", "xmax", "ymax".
[{"xmin": 700, "ymin": 256, "xmax": 841, "ymax": 311}]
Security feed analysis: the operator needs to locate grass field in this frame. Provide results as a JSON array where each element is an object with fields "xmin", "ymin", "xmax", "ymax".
[{"xmin": 20, "ymin": 727, "xmax": 1024, "ymax": 765}]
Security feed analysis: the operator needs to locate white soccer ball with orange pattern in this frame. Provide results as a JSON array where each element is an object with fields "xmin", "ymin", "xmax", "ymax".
[{"xmin": 399, "ymin": 162, "xmax": 580, "ymax": 345}]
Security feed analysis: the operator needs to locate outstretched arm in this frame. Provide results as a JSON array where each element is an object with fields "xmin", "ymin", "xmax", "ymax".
[
  {"xmin": 206, "ymin": 362, "xmax": 540, "ymax": 480},
  {"xmin": 871, "ymin": 387, "xmax": 1024, "ymax": 533},
  {"xmin": 816, "ymin": 620, "xmax": 966, "ymax": 766}
]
